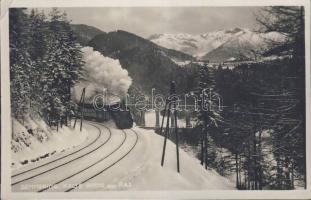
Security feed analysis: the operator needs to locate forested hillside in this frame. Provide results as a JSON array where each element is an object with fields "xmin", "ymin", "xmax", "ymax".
[
  {"xmin": 194, "ymin": 6, "xmax": 306, "ymax": 189},
  {"xmin": 10, "ymin": 8, "xmax": 84, "ymax": 126},
  {"xmin": 88, "ymin": 30, "xmax": 197, "ymax": 96},
  {"xmin": 70, "ymin": 24, "xmax": 104, "ymax": 45}
]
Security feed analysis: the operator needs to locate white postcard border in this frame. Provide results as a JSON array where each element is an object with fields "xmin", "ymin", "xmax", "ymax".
[{"xmin": 1, "ymin": 0, "xmax": 311, "ymax": 199}]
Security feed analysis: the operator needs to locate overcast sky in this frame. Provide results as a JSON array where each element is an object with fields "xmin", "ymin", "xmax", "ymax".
[{"xmin": 61, "ymin": 7, "xmax": 262, "ymax": 38}]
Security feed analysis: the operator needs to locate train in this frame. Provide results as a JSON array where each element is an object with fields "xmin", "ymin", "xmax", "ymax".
[{"xmin": 82, "ymin": 103, "xmax": 133, "ymax": 129}]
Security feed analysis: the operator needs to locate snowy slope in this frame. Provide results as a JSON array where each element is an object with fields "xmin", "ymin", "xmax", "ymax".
[
  {"xmin": 150, "ymin": 28, "xmax": 285, "ymax": 61},
  {"xmin": 12, "ymin": 121, "xmax": 234, "ymax": 192},
  {"xmin": 73, "ymin": 124, "xmax": 234, "ymax": 191},
  {"xmin": 11, "ymin": 118, "xmax": 88, "ymax": 169},
  {"xmin": 202, "ymin": 29, "xmax": 286, "ymax": 62},
  {"xmin": 125, "ymin": 127, "xmax": 235, "ymax": 190},
  {"xmin": 150, "ymin": 29, "xmax": 239, "ymax": 57}
]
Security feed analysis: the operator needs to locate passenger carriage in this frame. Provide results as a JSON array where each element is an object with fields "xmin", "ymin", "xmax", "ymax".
[{"xmin": 82, "ymin": 102, "xmax": 133, "ymax": 129}]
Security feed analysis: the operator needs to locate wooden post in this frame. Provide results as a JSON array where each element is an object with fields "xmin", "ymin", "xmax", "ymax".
[
  {"xmin": 80, "ymin": 88, "xmax": 86, "ymax": 132},
  {"xmin": 235, "ymin": 153, "xmax": 239, "ymax": 189},
  {"xmin": 172, "ymin": 81, "xmax": 180, "ymax": 173},
  {"xmin": 141, "ymin": 111, "xmax": 145, "ymax": 127},
  {"xmin": 60, "ymin": 116, "xmax": 63, "ymax": 128},
  {"xmin": 291, "ymin": 161, "xmax": 295, "ymax": 189},
  {"xmin": 185, "ymin": 110, "xmax": 191, "ymax": 128},
  {"xmin": 239, "ymin": 154, "xmax": 242, "ymax": 188},
  {"xmin": 155, "ymin": 109, "xmax": 160, "ymax": 128},
  {"xmin": 161, "ymin": 81, "xmax": 180, "ymax": 173},
  {"xmin": 161, "ymin": 101, "xmax": 172, "ymax": 166},
  {"xmin": 200, "ymin": 131, "xmax": 204, "ymax": 165},
  {"xmin": 244, "ymin": 170, "xmax": 247, "ymax": 189},
  {"xmin": 73, "ymin": 88, "xmax": 85, "ymax": 129},
  {"xmin": 170, "ymin": 112, "xmax": 175, "ymax": 128},
  {"xmin": 65, "ymin": 108, "xmax": 68, "ymax": 127},
  {"xmin": 204, "ymin": 130, "xmax": 208, "ymax": 169},
  {"xmin": 73, "ymin": 113, "xmax": 78, "ymax": 129},
  {"xmin": 159, "ymin": 101, "xmax": 168, "ymax": 136},
  {"xmin": 68, "ymin": 113, "xmax": 72, "ymax": 127},
  {"xmin": 253, "ymin": 131, "xmax": 258, "ymax": 190}
]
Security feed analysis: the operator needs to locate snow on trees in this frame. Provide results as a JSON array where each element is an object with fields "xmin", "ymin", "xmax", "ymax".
[{"xmin": 10, "ymin": 8, "xmax": 84, "ymax": 126}]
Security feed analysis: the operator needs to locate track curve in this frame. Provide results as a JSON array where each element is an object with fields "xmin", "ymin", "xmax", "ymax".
[
  {"xmin": 66, "ymin": 128, "xmax": 139, "ymax": 192},
  {"xmin": 11, "ymin": 122, "xmax": 112, "ymax": 186},
  {"xmin": 12, "ymin": 122, "xmax": 102, "ymax": 178},
  {"xmin": 38, "ymin": 126, "xmax": 127, "ymax": 192}
]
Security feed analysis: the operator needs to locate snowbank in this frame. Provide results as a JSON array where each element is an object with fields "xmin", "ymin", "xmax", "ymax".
[
  {"xmin": 144, "ymin": 110, "xmax": 195, "ymax": 128},
  {"xmin": 11, "ymin": 118, "xmax": 88, "ymax": 169},
  {"xmin": 113, "ymin": 126, "xmax": 235, "ymax": 190}
]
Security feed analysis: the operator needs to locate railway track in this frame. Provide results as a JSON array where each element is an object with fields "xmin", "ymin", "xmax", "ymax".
[
  {"xmin": 11, "ymin": 122, "xmax": 139, "ymax": 193},
  {"xmin": 65, "ymin": 128, "xmax": 139, "ymax": 192},
  {"xmin": 11, "ymin": 121, "xmax": 112, "ymax": 186},
  {"xmin": 38, "ymin": 126, "xmax": 127, "ymax": 192},
  {"xmin": 12, "ymin": 122, "xmax": 103, "ymax": 178}
]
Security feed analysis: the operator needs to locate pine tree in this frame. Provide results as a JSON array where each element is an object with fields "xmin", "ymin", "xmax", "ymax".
[
  {"xmin": 257, "ymin": 6, "xmax": 305, "ymax": 65},
  {"xmin": 9, "ymin": 9, "xmax": 33, "ymax": 121},
  {"xmin": 27, "ymin": 9, "xmax": 49, "ymax": 117},
  {"xmin": 39, "ymin": 8, "xmax": 83, "ymax": 125},
  {"xmin": 10, "ymin": 8, "xmax": 84, "ymax": 128},
  {"xmin": 257, "ymin": 6, "xmax": 306, "ymax": 188},
  {"xmin": 196, "ymin": 64, "xmax": 222, "ymax": 169}
]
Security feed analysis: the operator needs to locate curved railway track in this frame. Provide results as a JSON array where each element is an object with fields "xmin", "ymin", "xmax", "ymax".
[
  {"xmin": 11, "ymin": 121, "xmax": 112, "ymax": 186},
  {"xmin": 65, "ymin": 128, "xmax": 139, "ymax": 192},
  {"xmin": 38, "ymin": 126, "xmax": 128, "ymax": 192},
  {"xmin": 12, "ymin": 122, "xmax": 103, "ymax": 178}
]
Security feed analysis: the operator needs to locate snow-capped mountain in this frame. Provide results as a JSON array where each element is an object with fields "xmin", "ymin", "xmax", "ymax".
[{"xmin": 149, "ymin": 28, "xmax": 285, "ymax": 62}]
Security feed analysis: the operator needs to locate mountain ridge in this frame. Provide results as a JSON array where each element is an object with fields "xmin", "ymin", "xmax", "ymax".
[
  {"xmin": 88, "ymin": 30, "xmax": 198, "ymax": 96},
  {"xmin": 70, "ymin": 24, "xmax": 106, "ymax": 45},
  {"xmin": 149, "ymin": 28, "xmax": 285, "ymax": 62}
]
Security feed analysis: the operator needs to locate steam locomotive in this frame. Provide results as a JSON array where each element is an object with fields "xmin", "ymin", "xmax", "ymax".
[{"xmin": 83, "ymin": 103, "xmax": 133, "ymax": 129}]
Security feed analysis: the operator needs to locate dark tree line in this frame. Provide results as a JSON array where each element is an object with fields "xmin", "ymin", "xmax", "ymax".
[
  {"xmin": 10, "ymin": 8, "xmax": 84, "ymax": 127},
  {"xmin": 195, "ymin": 64, "xmax": 221, "ymax": 170},
  {"xmin": 196, "ymin": 6, "xmax": 305, "ymax": 189}
]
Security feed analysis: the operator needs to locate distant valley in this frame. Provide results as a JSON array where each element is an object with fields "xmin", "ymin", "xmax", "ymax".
[
  {"xmin": 71, "ymin": 24, "xmax": 199, "ymax": 96},
  {"xmin": 70, "ymin": 24, "xmax": 285, "ymax": 96}
]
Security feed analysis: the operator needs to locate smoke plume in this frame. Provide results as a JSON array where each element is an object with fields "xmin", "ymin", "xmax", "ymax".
[{"xmin": 72, "ymin": 47, "xmax": 132, "ymax": 104}]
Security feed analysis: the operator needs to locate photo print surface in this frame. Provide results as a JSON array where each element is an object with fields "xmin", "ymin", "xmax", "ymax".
[{"xmin": 4, "ymin": 4, "xmax": 309, "ymax": 195}]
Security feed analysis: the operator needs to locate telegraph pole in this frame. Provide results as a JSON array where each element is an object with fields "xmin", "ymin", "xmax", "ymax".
[
  {"xmin": 160, "ymin": 81, "xmax": 180, "ymax": 173},
  {"xmin": 80, "ymin": 88, "xmax": 86, "ymax": 132},
  {"xmin": 73, "ymin": 87, "xmax": 86, "ymax": 132},
  {"xmin": 172, "ymin": 82, "xmax": 180, "ymax": 172}
]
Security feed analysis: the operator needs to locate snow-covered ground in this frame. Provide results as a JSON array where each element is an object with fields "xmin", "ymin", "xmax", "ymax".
[
  {"xmin": 144, "ymin": 110, "xmax": 196, "ymax": 128},
  {"xmin": 61, "ymin": 124, "xmax": 234, "ymax": 191},
  {"xmin": 11, "ymin": 118, "xmax": 88, "ymax": 169},
  {"xmin": 12, "ymin": 121, "xmax": 234, "ymax": 192},
  {"xmin": 117, "ymin": 126, "xmax": 235, "ymax": 190}
]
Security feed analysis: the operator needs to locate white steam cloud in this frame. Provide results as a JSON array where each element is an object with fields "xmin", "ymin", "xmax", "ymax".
[{"xmin": 72, "ymin": 47, "xmax": 132, "ymax": 104}]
